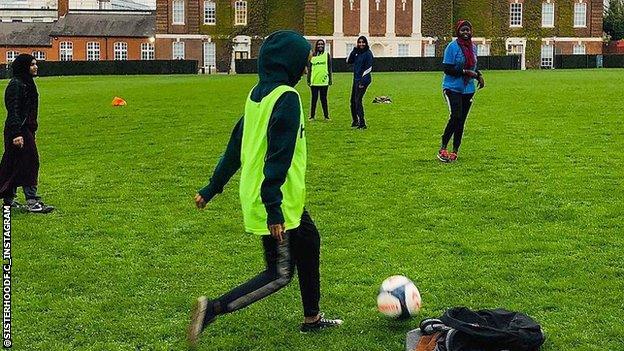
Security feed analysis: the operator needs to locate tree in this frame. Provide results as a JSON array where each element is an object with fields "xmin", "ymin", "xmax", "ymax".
[{"xmin": 604, "ymin": 0, "xmax": 624, "ymax": 40}]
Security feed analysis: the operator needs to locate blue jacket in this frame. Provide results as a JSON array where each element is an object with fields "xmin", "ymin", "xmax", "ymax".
[{"xmin": 347, "ymin": 48, "xmax": 373, "ymax": 86}]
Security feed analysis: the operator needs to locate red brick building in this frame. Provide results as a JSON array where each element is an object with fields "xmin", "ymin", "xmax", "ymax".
[{"xmin": 0, "ymin": 0, "xmax": 155, "ymax": 64}]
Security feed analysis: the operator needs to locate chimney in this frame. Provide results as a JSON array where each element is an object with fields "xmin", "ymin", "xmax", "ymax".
[{"xmin": 58, "ymin": 0, "xmax": 69, "ymax": 18}]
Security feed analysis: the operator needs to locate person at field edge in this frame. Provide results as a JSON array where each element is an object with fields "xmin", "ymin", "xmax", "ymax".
[
  {"xmin": 347, "ymin": 36, "xmax": 373, "ymax": 129},
  {"xmin": 188, "ymin": 31, "xmax": 343, "ymax": 348},
  {"xmin": 307, "ymin": 39, "xmax": 333, "ymax": 120},
  {"xmin": 437, "ymin": 20, "xmax": 485, "ymax": 163},
  {"xmin": 0, "ymin": 54, "xmax": 54, "ymax": 213}
]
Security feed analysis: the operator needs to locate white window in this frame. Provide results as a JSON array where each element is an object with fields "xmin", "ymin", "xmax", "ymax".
[
  {"xmin": 234, "ymin": 1, "xmax": 247, "ymax": 26},
  {"xmin": 402, "ymin": 0, "xmax": 406, "ymax": 11},
  {"xmin": 375, "ymin": 0, "xmax": 380, "ymax": 11},
  {"xmin": 6, "ymin": 51, "xmax": 19, "ymax": 63},
  {"xmin": 574, "ymin": 2, "xmax": 587, "ymax": 27},
  {"xmin": 510, "ymin": 3, "xmax": 522, "ymax": 27},
  {"xmin": 398, "ymin": 44, "xmax": 409, "ymax": 57},
  {"xmin": 424, "ymin": 44, "xmax": 436, "ymax": 57},
  {"xmin": 349, "ymin": 0, "xmax": 354, "ymax": 11},
  {"xmin": 32, "ymin": 51, "xmax": 45, "ymax": 61},
  {"xmin": 204, "ymin": 0, "xmax": 216, "ymax": 25},
  {"xmin": 173, "ymin": 0, "xmax": 185, "ymax": 25},
  {"xmin": 114, "ymin": 42, "xmax": 128, "ymax": 61},
  {"xmin": 346, "ymin": 43, "xmax": 355, "ymax": 53},
  {"xmin": 477, "ymin": 44, "xmax": 490, "ymax": 56},
  {"xmin": 59, "ymin": 41, "xmax": 73, "ymax": 61},
  {"xmin": 173, "ymin": 41, "xmax": 185, "ymax": 59},
  {"xmin": 86, "ymin": 42, "xmax": 100, "ymax": 61},
  {"xmin": 541, "ymin": 44, "xmax": 554, "ymax": 68},
  {"xmin": 573, "ymin": 43, "xmax": 586, "ymax": 55},
  {"xmin": 141, "ymin": 43, "xmax": 155, "ymax": 60},
  {"xmin": 203, "ymin": 41, "xmax": 216, "ymax": 68},
  {"xmin": 542, "ymin": 2, "xmax": 554, "ymax": 27},
  {"xmin": 325, "ymin": 42, "xmax": 332, "ymax": 55}
]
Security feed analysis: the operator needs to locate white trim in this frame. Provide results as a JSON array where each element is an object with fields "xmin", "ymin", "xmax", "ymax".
[
  {"xmin": 333, "ymin": 0, "xmax": 343, "ymax": 36},
  {"xmin": 541, "ymin": 37, "xmax": 602, "ymax": 42},
  {"xmin": 386, "ymin": 0, "xmax": 395, "ymax": 37},
  {"xmin": 412, "ymin": 0, "xmax": 422, "ymax": 36},
  {"xmin": 360, "ymin": 0, "xmax": 369, "ymax": 35},
  {"xmin": 156, "ymin": 34, "xmax": 211, "ymax": 39},
  {"xmin": 308, "ymin": 35, "xmax": 435, "ymax": 58}
]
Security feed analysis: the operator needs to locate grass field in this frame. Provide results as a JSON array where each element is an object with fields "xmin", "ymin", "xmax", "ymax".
[{"xmin": 8, "ymin": 69, "xmax": 624, "ymax": 350}]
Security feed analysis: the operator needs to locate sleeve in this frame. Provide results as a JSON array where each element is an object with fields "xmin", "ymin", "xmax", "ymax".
[
  {"xmin": 328, "ymin": 54, "xmax": 333, "ymax": 85},
  {"xmin": 442, "ymin": 43, "xmax": 456, "ymax": 65},
  {"xmin": 4, "ymin": 81, "xmax": 24, "ymax": 140},
  {"xmin": 443, "ymin": 64, "xmax": 463, "ymax": 77},
  {"xmin": 260, "ymin": 92, "xmax": 301, "ymax": 225},
  {"xmin": 198, "ymin": 117, "xmax": 243, "ymax": 202},
  {"xmin": 307, "ymin": 60, "xmax": 312, "ymax": 85},
  {"xmin": 346, "ymin": 49, "xmax": 357, "ymax": 64},
  {"xmin": 360, "ymin": 52, "xmax": 373, "ymax": 86}
]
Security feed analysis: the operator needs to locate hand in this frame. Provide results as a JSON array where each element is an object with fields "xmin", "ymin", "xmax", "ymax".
[
  {"xmin": 194, "ymin": 193, "xmax": 207, "ymax": 209},
  {"xmin": 269, "ymin": 223, "xmax": 285, "ymax": 244},
  {"xmin": 477, "ymin": 76, "xmax": 485, "ymax": 89},
  {"xmin": 463, "ymin": 69, "xmax": 479, "ymax": 78},
  {"xmin": 12, "ymin": 136, "xmax": 23, "ymax": 148}
]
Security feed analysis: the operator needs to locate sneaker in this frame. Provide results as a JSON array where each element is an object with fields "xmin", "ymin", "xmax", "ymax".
[
  {"xmin": 309, "ymin": 116, "xmax": 315, "ymax": 120},
  {"xmin": 448, "ymin": 152, "xmax": 458, "ymax": 162},
  {"xmin": 300, "ymin": 313, "xmax": 343, "ymax": 333},
  {"xmin": 26, "ymin": 201, "xmax": 54, "ymax": 214},
  {"xmin": 357, "ymin": 125, "xmax": 367, "ymax": 130},
  {"xmin": 4, "ymin": 200, "xmax": 23, "ymax": 210},
  {"xmin": 187, "ymin": 296, "xmax": 216, "ymax": 349},
  {"xmin": 324, "ymin": 116, "xmax": 330, "ymax": 120},
  {"xmin": 437, "ymin": 149, "xmax": 450, "ymax": 162},
  {"xmin": 351, "ymin": 122, "xmax": 358, "ymax": 128}
]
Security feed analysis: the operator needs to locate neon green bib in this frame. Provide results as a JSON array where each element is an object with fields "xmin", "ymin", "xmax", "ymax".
[
  {"xmin": 239, "ymin": 85, "xmax": 307, "ymax": 235},
  {"xmin": 310, "ymin": 52, "xmax": 330, "ymax": 86}
]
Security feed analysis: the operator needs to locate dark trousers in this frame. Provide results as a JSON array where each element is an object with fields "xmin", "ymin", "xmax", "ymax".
[
  {"xmin": 350, "ymin": 81, "xmax": 368, "ymax": 127},
  {"xmin": 3, "ymin": 186, "xmax": 39, "ymax": 205},
  {"xmin": 310, "ymin": 86, "xmax": 329, "ymax": 119},
  {"xmin": 442, "ymin": 89, "xmax": 474, "ymax": 152},
  {"xmin": 214, "ymin": 210, "xmax": 321, "ymax": 317}
]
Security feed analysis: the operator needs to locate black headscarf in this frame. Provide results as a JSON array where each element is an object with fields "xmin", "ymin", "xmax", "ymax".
[
  {"xmin": 11, "ymin": 54, "xmax": 36, "ymax": 86},
  {"xmin": 356, "ymin": 36, "xmax": 370, "ymax": 53}
]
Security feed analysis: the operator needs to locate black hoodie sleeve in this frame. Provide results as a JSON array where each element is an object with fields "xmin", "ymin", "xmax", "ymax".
[
  {"xmin": 4, "ymin": 80, "xmax": 25, "ymax": 140},
  {"xmin": 261, "ymin": 92, "xmax": 300, "ymax": 225},
  {"xmin": 306, "ymin": 60, "xmax": 312, "ymax": 85},
  {"xmin": 198, "ymin": 117, "xmax": 243, "ymax": 202},
  {"xmin": 347, "ymin": 49, "xmax": 357, "ymax": 64},
  {"xmin": 443, "ymin": 63, "xmax": 463, "ymax": 77}
]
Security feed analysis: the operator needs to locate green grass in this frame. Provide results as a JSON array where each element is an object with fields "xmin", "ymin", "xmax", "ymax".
[{"xmin": 8, "ymin": 69, "xmax": 624, "ymax": 350}]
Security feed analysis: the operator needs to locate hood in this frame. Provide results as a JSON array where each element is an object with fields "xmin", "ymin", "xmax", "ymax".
[{"xmin": 257, "ymin": 30, "xmax": 312, "ymax": 87}]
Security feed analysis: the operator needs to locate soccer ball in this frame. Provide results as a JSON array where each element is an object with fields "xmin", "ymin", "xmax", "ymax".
[{"xmin": 377, "ymin": 275, "xmax": 422, "ymax": 319}]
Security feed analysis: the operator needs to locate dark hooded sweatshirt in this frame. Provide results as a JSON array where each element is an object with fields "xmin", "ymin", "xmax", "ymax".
[
  {"xmin": 198, "ymin": 31, "xmax": 311, "ymax": 226},
  {"xmin": 0, "ymin": 54, "xmax": 40, "ymax": 195}
]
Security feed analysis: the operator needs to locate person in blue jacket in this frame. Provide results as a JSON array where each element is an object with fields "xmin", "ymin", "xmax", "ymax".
[
  {"xmin": 347, "ymin": 36, "xmax": 373, "ymax": 129},
  {"xmin": 437, "ymin": 20, "xmax": 485, "ymax": 163}
]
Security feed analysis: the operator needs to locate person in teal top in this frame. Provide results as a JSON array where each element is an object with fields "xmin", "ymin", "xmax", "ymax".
[
  {"xmin": 188, "ymin": 31, "xmax": 343, "ymax": 348},
  {"xmin": 437, "ymin": 20, "xmax": 485, "ymax": 163},
  {"xmin": 307, "ymin": 39, "xmax": 332, "ymax": 120}
]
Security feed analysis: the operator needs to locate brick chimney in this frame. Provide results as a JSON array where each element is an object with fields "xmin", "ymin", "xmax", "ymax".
[{"xmin": 58, "ymin": 0, "xmax": 69, "ymax": 18}]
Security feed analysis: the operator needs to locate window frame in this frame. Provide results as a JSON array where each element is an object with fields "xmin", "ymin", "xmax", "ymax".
[
  {"xmin": 59, "ymin": 41, "xmax": 73, "ymax": 61},
  {"xmin": 114, "ymin": 42, "xmax": 128, "ymax": 61},
  {"xmin": 173, "ymin": 41, "xmax": 185, "ymax": 60},
  {"xmin": 86, "ymin": 41, "xmax": 100, "ymax": 61},
  {"xmin": 234, "ymin": 1, "xmax": 247, "ymax": 26},
  {"xmin": 573, "ymin": 2, "xmax": 587, "ymax": 28},
  {"xmin": 173, "ymin": 0, "xmax": 185, "ymax": 25},
  {"xmin": 510, "ymin": 3, "xmax": 523, "ymax": 28},
  {"xmin": 141, "ymin": 42, "xmax": 155, "ymax": 60},
  {"xmin": 204, "ymin": 0, "xmax": 216, "ymax": 25},
  {"xmin": 541, "ymin": 44, "xmax": 554, "ymax": 69},
  {"xmin": 541, "ymin": 2, "xmax": 555, "ymax": 28}
]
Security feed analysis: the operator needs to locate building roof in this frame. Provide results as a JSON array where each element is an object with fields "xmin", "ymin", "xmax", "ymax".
[
  {"xmin": 0, "ymin": 11, "xmax": 154, "ymax": 46},
  {"xmin": 0, "ymin": 22, "xmax": 54, "ymax": 46},
  {"xmin": 50, "ymin": 12, "xmax": 155, "ymax": 38}
]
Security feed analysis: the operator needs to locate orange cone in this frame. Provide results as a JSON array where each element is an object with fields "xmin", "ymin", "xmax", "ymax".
[{"xmin": 112, "ymin": 97, "xmax": 127, "ymax": 106}]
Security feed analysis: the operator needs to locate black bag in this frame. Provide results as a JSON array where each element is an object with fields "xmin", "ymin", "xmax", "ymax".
[{"xmin": 420, "ymin": 307, "xmax": 545, "ymax": 351}]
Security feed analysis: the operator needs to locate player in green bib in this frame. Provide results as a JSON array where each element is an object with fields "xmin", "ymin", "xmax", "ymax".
[
  {"xmin": 188, "ymin": 31, "xmax": 342, "ymax": 347},
  {"xmin": 307, "ymin": 39, "xmax": 332, "ymax": 120}
]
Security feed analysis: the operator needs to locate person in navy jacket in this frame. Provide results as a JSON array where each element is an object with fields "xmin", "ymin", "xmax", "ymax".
[
  {"xmin": 347, "ymin": 36, "xmax": 373, "ymax": 129},
  {"xmin": 437, "ymin": 20, "xmax": 485, "ymax": 163}
]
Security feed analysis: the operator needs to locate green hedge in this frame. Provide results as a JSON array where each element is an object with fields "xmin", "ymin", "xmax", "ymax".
[
  {"xmin": 1, "ymin": 60, "xmax": 198, "ymax": 78},
  {"xmin": 554, "ymin": 54, "xmax": 599, "ymax": 68},
  {"xmin": 235, "ymin": 55, "xmax": 521, "ymax": 73}
]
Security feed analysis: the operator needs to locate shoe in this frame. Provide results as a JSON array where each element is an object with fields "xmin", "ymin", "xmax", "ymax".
[
  {"xmin": 324, "ymin": 117, "xmax": 330, "ymax": 121},
  {"xmin": 437, "ymin": 148, "xmax": 450, "ymax": 162},
  {"xmin": 351, "ymin": 122, "xmax": 358, "ymax": 128},
  {"xmin": 4, "ymin": 200, "xmax": 23, "ymax": 210},
  {"xmin": 300, "ymin": 313, "xmax": 343, "ymax": 333},
  {"xmin": 187, "ymin": 296, "xmax": 216, "ymax": 349},
  {"xmin": 448, "ymin": 152, "xmax": 458, "ymax": 162},
  {"xmin": 309, "ymin": 116, "xmax": 315, "ymax": 120},
  {"xmin": 26, "ymin": 201, "xmax": 54, "ymax": 214},
  {"xmin": 357, "ymin": 125, "xmax": 367, "ymax": 130}
]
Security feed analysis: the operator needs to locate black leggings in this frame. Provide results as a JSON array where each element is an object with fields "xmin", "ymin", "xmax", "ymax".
[
  {"xmin": 214, "ymin": 211, "xmax": 321, "ymax": 317},
  {"xmin": 350, "ymin": 81, "xmax": 368, "ymax": 127},
  {"xmin": 442, "ymin": 89, "xmax": 474, "ymax": 152},
  {"xmin": 310, "ymin": 86, "xmax": 329, "ymax": 119}
]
